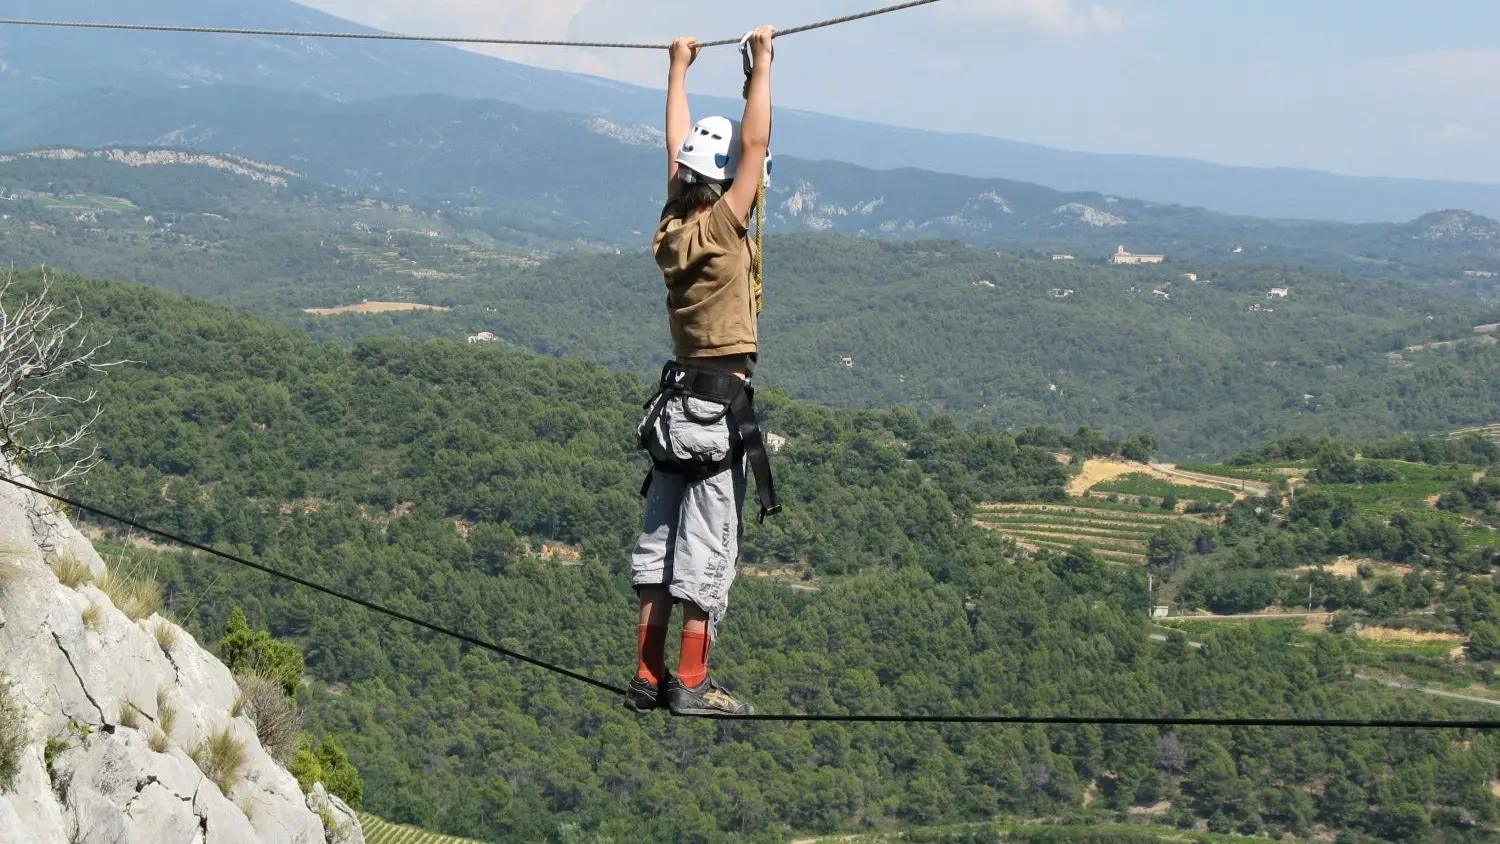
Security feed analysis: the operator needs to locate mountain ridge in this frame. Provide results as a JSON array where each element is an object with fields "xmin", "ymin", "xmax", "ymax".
[
  {"xmin": 5, "ymin": 91, "xmax": 1498, "ymax": 285},
  {"xmin": 2, "ymin": 0, "xmax": 1499, "ymax": 222}
]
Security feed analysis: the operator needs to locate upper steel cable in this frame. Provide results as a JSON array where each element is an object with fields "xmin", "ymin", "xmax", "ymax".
[{"xmin": 0, "ymin": 1, "xmax": 948, "ymax": 50}]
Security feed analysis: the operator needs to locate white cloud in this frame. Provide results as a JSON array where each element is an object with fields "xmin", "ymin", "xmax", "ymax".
[{"xmin": 949, "ymin": 0, "xmax": 1122, "ymax": 38}]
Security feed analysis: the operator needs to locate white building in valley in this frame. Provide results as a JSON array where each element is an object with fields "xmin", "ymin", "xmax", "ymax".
[{"xmin": 1108, "ymin": 245, "xmax": 1165, "ymax": 265}]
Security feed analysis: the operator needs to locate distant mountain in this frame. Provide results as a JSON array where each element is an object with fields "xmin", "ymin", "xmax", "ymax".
[
  {"xmin": 4, "ymin": 88, "xmax": 1498, "ymax": 285},
  {"xmin": 3, "ymin": 0, "xmax": 1499, "ymax": 223}
]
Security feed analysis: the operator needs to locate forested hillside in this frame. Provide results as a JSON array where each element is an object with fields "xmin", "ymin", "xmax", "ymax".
[
  {"xmin": 13, "ymin": 269, "xmax": 1500, "ymax": 843},
  {"xmin": 4, "ymin": 153, "xmax": 1499, "ymax": 459}
]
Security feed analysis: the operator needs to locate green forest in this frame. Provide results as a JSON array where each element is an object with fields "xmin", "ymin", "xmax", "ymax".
[
  {"xmin": 1161, "ymin": 436, "xmax": 1500, "ymax": 621},
  {"xmin": 3, "ymin": 155, "xmax": 1499, "ymax": 458},
  {"xmin": 10, "ymin": 269, "xmax": 1500, "ymax": 843}
]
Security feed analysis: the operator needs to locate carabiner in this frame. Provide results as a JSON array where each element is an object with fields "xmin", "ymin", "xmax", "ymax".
[{"xmin": 739, "ymin": 31, "xmax": 754, "ymax": 79}]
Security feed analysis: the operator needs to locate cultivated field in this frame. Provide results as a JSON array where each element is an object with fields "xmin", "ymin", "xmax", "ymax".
[
  {"xmin": 1091, "ymin": 472, "xmax": 1236, "ymax": 504},
  {"xmin": 1067, "ymin": 458, "xmax": 1263, "ymax": 505},
  {"xmin": 359, "ymin": 814, "xmax": 489, "ymax": 844},
  {"xmin": 974, "ymin": 501, "xmax": 1211, "ymax": 564}
]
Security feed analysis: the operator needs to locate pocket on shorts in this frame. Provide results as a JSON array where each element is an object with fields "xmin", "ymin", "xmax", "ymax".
[{"xmin": 667, "ymin": 397, "xmax": 731, "ymax": 463}]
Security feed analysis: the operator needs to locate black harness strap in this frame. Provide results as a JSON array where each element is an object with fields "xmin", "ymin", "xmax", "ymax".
[
  {"xmin": 730, "ymin": 384, "xmax": 781, "ymax": 522},
  {"xmin": 638, "ymin": 361, "xmax": 782, "ymax": 522}
]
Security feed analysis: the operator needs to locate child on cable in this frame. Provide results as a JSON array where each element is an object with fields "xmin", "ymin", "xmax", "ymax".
[{"xmin": 627, "ymin": 26, "xmax": 779, "ymax": 717}]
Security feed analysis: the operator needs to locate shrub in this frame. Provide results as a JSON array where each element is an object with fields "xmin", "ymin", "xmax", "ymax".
[
  {"xmin": 1468, "ymin": 622, "xmax": 1500, "ymax": 661},
  {"xmin": 1331, "ymin": 610, "xmax": 1358, "ymax": 634},
  {"xmin": 0, "ymin": 673, "xmax": 25, "ymax": 791},
  {"xmin": 219, "ymin": 609, "xmax": 304, "ymax": 697},
  {"xmin": 190, "ymin": 727, "xmax": 248, "ymax": 795},
  {"xmin": 233, "ymin": 669, "xmax": 302, "ymax": 765},
  {"xmin": 44, "ymin": 735, "xmax": 70, "ymax": 775},
  {"xmin": 289, "ymin": 736, "xmax": 364, "ymax": 809}
]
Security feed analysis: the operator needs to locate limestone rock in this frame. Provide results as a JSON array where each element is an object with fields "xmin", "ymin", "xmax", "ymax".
[
  {"xmin": 308, "ymin": 783, "xmax": 367, "ymax": 844},
  {"xmin": 0, "ymin": 459, "xmax": 361, "ymax": 844}
]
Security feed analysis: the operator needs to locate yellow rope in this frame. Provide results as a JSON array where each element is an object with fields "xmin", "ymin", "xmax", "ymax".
[{"xmin": 753, "ymin": 173, "xmax": 765, "ymax": 316}]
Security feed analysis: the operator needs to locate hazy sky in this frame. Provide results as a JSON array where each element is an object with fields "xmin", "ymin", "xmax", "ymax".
[{"xmin": 296, "ymin": 0, "xmax": 1500, "ymax": 185}]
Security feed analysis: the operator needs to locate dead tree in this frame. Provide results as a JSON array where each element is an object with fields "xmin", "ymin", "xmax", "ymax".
[{"xmin": 0, "ymin": 271, "xmax": 127, "ymax": 486}]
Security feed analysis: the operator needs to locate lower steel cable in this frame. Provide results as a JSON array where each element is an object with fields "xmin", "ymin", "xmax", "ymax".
[{"xmin": 4, "ymin": 474, "xmax": 1498, "ymax": 729}]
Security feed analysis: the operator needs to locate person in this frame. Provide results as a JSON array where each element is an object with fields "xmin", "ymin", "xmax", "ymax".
[{"xmin": 626, "ymin": 26, "xmax": 779, "ymax": 717}]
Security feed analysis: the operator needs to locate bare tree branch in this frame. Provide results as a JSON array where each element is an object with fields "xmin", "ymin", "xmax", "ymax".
[{"xmin": 0, "ymin": 269, "xmax": 131, "ymax": 488}]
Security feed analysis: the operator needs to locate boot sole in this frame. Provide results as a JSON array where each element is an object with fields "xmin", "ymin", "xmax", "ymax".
[{"xmin": 668, "ymin": 702, "xmax": 754, "ymax": 717}]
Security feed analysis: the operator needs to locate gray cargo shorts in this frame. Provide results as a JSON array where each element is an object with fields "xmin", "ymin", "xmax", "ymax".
[{"xmin": 632, "ymin": 395, "xmax": 748, "ymax": 642}]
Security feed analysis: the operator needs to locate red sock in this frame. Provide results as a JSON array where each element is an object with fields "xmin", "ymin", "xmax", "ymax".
[
  {"xmin": 678, "ymin": 630, "xmax": 710, "ymax": 689},
  {"xmin": 637, "ymin": 624, "xmax": 668, "ymax": 687}
]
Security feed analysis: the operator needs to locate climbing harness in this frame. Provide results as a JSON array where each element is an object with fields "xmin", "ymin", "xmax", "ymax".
[{"xmin": 638, "ymin": 361, "xmax": 781, "ymax": 523}]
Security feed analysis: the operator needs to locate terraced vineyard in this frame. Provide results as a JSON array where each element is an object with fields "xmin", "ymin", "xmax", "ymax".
[
  {"xmin": 1452, "ymin": 423, "xmax": 1500, "ymax": 443},
  {"xmin": 974, "ymin": 502, "xmax": 1212, "ymax": 565},
  {"xmin": 359, "ymin": 814, "xmax": 491, "ymax": 844}
]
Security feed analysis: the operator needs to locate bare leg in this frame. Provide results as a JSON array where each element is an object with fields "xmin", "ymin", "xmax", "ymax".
[{"xmin": 681, "ymin": 600, "xmax": 709, "ymax": 636}]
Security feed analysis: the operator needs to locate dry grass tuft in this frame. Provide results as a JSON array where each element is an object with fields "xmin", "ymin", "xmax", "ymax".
[
  {"xmin": 152, "ymin": 686, "xmax": 177, "ymax": 753},
  {"xmin": 190, "ymin": 727, "xmax": 249, "ymax": 795},
  {"xmin": 97, "ymin": 562, "xmax": 161, "ymax": 622},
  {"xmin": 153, "ymin": 618, "xmax": 179, "ymax": 653},
  {"xmin": 54, "ymin": 551, "xmax": 92, "ymax": 588},
  {"xmin": 0, "ymin": 542, "xmax": 28, "ymax": 589},
  {"xmin": 233, "ymin": 669, "xmax": 302, "ymax": 765},
  {"xmin": 80, "ymin": 601, "xmax": 104, "ymax": 632},
  {"xmin": 118, "ymin": 699, "xmax": 144, "ymax": 731},
  {"xmin": 0, "ymin": 558, "xmax": 23, "ymax": 590}
]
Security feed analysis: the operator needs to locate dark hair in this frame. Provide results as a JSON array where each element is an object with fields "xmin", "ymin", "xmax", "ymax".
[{"xmin": 664, "ymin": 180, "xmax": 731, "ymax": 220}]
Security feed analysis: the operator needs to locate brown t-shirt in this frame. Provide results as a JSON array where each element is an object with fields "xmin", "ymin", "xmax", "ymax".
[{"xmin": 653, "ymin": 197, "xmax": 759, "ymax": 360}]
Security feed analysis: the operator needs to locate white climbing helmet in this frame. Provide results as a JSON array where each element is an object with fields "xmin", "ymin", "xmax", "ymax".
[{"xmin": 675, "ymin": 116, "xmax": 773, "ymax": 188}]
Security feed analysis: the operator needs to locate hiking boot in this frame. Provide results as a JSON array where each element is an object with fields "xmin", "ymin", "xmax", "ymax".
[
  {"xmin": 624, "ymin": 675, "xmax": 665, "ymax": 714},
  {"xmin": 666, "ymin": 676, "xmax": 755, "ymax": 717}
]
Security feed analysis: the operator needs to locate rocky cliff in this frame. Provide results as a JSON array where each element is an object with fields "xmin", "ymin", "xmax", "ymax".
[{"xmin": 0, "ymin": 461, "xmax": 363, "ymax": 844}]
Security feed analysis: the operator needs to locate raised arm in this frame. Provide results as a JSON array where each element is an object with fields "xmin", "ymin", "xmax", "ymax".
[
  {"xmin": 724, "ymin": 26, "xmax": 774, "ymax": 223},
  {"xmin": 665, "ymin": 36, "xmax": 700, "ymax": 193}
]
